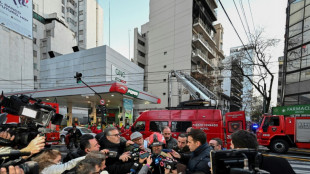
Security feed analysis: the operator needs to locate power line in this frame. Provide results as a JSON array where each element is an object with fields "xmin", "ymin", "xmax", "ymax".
[
  {"xmin": 233, "ymin": 0, "xmax": 251, "ymax": 43},
  {"xmin": 247, "ymin": 0, "xmax": 256, "ymax": 33},
  {"xmin": 239, "ymin": 0, "xmax": 252, "ymax": 39}
]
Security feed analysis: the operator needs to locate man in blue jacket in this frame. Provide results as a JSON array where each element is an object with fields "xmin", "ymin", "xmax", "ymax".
[{"xmin": 172, "ymin": 129, "xmax": 211, "ymax": 174}]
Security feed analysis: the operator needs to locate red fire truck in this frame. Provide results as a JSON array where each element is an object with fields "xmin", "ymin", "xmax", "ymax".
[
  {"xmin": 122, "ymin": 110, "xmax": 246, "ymax": 149},
  {"xmin": 257, "ymin": 115, "xmax": 310, "ymax": 153},
  {"xmin": 5, "ymin": 102, "xmax": 61, "ymax": 146}
]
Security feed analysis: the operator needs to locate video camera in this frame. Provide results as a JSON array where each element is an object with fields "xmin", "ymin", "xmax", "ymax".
[
  {"xmin": 162, "ymin": 157, "xmax": 178, "ymax": 170},
  {"xmin": 0, "ymin": 93, "xmax": 63, "ymax": 148},
  {"xmin": 210, "ymin": 149, "xmax": 269, "ymax": 174}
]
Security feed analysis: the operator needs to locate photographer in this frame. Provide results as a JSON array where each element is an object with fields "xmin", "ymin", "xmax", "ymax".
[
  {"xmin": 67, "ymin": 125, "xmax": 82, "ymax": 149},
  {"xmin": 230, "ymin": 130, "xmax": 295, "ymax": 174},
  {"xmin": 171, "ymin": 129, "xmax": 212, "ymax": 174}
]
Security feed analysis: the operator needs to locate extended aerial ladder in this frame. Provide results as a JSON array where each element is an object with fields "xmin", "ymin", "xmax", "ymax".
[{"xmin": 168, "ymin": 70, "xmax": 218, "ymax": 107}]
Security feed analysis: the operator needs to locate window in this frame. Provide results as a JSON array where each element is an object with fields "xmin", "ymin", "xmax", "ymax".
[
  {"xmin": 79, "ymin": 30, "xmax": 83, "ymax": 35},
  {"xmin": 163, "ymin": 79, "xmax": 166, "ymax": 82},
  {"xmin": 268, "ymin": 117, "xmax": 280, "ymax": 126},
  {"xmin": 33, "ymin": 24, "xmax": 37, "ymax": 32},
  {"xmin": 289, "ymin": 9, "xmax": 304, "ymax": 26},
  {"xmin": 300, "ymin": 69, "xmax": 310, "ymax": 81},
  {"xmin": 33, "ymin": 63, "xmax": 37, "ymax": 70},
  {"xmin": 138, "ymin": 39, "xmax": 145, "ymax": 46},
  {"xmin": 164, "ymin": 51, "xmax": 167, "ymax": 55},
  {"xmin": 288, "ymin": 33, "xmax": 302, "ymax": 49},
  {"xmin": 34, "ymin": 76, "xmax": 37, "ymax": 82},
  {"xmin": 33, "ymin": 38, "xmax": 37, "ymax": 44},
  {"xmin": 138, "ymin": 50, "xmax": 145, "ymax": 57},
  {"xmin": 134, "ymin": 121, "xmax": 145, "ymax": 131},
  {"xmin": 171, "ymin": 121, "xmax": 192, "ymax": 132},
  {"xmin": 42, "ymin": 40, "xmax": 47, "ymax": 47},
  {"xmin": 62, "ymin": 6, "xmax": 65, "ymax": 13},
  {"xmin": 42, "ymin": 53, "xmax": 47, "ymax": 59},
  {"xmin": 79, "ymin": 10, "xmax": 83, "ymax": 15},
  {"xmin": 46, "ymin": 30, "xmax": 51, "ymax": 37},
  {"xmin": 33, "ymin": 50, "xmax": 37, "ymax": 58},
  {"xmin": 286, "ymin": 72, "xmax": 300, "ymax": 84},
  {"xmin": 138, "ymin": 62, "xmax": 145, "ymax": 69},
  {"xmin": 62, "ymin": 0, "xmax": 65, "ymax": 5},
  {"xmin": 149, "ymin": 121, "xmax": 168, "ymax": 132}
]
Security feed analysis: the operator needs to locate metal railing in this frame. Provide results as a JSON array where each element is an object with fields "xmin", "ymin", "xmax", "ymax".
[
  {"xmin": 193, "ymin": 33, "xmax": 216, "ymax": 57},
  {"xmin": 192, "ymin": 49, "xmax": 215, "ymax": 69}
]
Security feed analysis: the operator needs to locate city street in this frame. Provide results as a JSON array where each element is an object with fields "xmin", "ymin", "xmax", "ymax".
[{"xmin": 260, "ymin": 148, "xmax": 310, "ymax": 174}]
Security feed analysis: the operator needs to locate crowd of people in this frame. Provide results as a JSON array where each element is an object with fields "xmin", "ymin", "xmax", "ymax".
[{"xmin": 0, "ymin": 125, "xmax": 296, "ymax": 174}]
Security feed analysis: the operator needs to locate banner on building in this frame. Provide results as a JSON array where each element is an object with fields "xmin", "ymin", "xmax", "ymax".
[
  {"xmin": 0, "ymin": 0, "xmax": 33, "ymax": 39},
  {"xmin": 123, "ymin": 98, "xmax": 133, "ymax": 121}
]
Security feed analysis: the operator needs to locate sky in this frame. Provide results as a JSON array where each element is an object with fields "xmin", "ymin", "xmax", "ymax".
[{"xmin": 98, "ymin": 0, "xmax": 287, "ymax": 106}]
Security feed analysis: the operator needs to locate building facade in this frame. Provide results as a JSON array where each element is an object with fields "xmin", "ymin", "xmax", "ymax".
[
  {"xmin": 32, "ymin": 0, "xmax": 103, "ymax": 89},
  {"xmin": 133, "ymin": 0, "xmax": 225, "ymax": 109},
  {"xmin": 280, "ymin": 0, "xmax": 310, "ymax": 105}
]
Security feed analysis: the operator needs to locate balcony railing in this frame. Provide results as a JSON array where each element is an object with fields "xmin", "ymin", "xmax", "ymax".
[
  {"xmin": 191, "ymin": 65, "xmax": 207, "ymax": 74},
  {"xmin": 193, "ymin": 18, "xmax": 215, "ymax": 41},
  {"xmin": 193, "ymin": 33, "xmax": 216, "ymax": 58},
  {"xmin": 192, "ymin": 49, "xmax": 215, "ymax": 69}
]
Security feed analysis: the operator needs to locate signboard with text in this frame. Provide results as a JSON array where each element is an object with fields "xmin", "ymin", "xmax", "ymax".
[
  {"xmin": 125, "ymin": 88, "xmax": 139, "ymax": 98},
  {"xmin": 111, "ymin": 65, "xmax": 128, "ymax": 84},
  {"xmin": 272, "ymin": 104, "xmax": 310, "ymax": 115},
  {"xmin": 0, "ymin": 0, "xmax": 33, "ymax": 39}
]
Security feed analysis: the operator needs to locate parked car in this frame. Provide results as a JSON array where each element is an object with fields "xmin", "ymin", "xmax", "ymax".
[{"xmin": 60, "ymin": 126, "xmax": 96, "ymax": 144}]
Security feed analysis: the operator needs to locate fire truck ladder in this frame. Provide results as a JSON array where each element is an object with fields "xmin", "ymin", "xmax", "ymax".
[{"xmin": 169, "ymin": 70, "xmax": 218, "ymax": 107}]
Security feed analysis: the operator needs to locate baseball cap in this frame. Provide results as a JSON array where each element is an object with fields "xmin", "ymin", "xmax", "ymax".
[{"xmin": 130, "ymin": 132, "xmax": 143, "ymax": 140}]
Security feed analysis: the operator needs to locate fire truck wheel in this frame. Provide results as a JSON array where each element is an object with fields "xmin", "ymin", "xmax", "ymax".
[{"xmin": 270, "ymin": 139, "xmax": 289, "ymax": 153}]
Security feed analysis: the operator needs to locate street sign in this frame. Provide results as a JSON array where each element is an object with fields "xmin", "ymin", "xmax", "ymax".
[
  {"xmin": 272, "ymin": 104, "xmax": 310, "ymax": 115},
  {"xmin": 100, "ymin": 99, "xmax": 105, "ymax": 105}
]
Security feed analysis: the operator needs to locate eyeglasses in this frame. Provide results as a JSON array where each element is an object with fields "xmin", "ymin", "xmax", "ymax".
[
  {"xmin": 109, "ymin": 134, "xmax": 120, "ymax": 137},
  {"xmin": 164, "ymin": 133, "xmax": 171, "ymax": 135}
]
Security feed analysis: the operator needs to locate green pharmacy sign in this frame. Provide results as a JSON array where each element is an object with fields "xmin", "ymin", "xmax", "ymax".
[{"xmin": 272, "ymin": 104, "xmax": 310, "ymax": 115}]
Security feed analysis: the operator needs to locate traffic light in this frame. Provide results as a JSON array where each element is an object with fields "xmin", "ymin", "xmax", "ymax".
[
  {"xmin": 74, "ymin": 72, "xmax": 82, "ymax": 83},
  {"xmin": 97, "ymin": 105, "xmax": 107, "ymax": 116}
]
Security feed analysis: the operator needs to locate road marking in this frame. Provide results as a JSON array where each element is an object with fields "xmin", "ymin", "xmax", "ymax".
[{"xmin": 263, "ymin": 154, "xmax": 310, "ymax": 162}]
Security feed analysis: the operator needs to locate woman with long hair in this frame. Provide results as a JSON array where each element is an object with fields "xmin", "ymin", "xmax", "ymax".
[{"xmin": 32, "ymin": 149, "xmax": 85, "ymax": 174}]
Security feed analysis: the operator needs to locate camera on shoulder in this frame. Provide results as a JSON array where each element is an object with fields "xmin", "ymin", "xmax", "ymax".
[{"xmin": 210, "ymin": 148, "xmax": 269, "ymax": 174}]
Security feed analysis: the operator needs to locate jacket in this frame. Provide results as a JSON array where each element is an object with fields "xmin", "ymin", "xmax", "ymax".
[
  {"xmin": 165, "ymin": 137, "xmax": 178, "ymax": 149},
  {"xmin": 63, "ymin": 148, "xmax": 86, "ymax": 163},
  {"xmin": 41, "ymin": 156, "xmax": 85, "ymax": 174},
  {"xmin": 186, "ymin": 143, "xmax": 211, "ymax": 174}
]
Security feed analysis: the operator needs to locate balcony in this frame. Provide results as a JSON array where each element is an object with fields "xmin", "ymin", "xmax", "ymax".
[
  {"xmin": 191, "ymin": 64, "xmax": 207, "ymax": 74},
  {"xmin": 193, "ymin": 18, "xmax": 216, "ymax": 47},
  {"xmin": 192, "ymin": 33, "xmax": 216, "ymax": 58},
  {"xmin": 231, "ymin": 77, "xmax": 243, "ymax": 88},
  {"xmin": 192, "ymin": 49, "xmax": 215, "ymax": 70},
  {"xmin": 191, "ymin": 71, "xmax": 214, "ymax": 87},
  {"xmin": 231, "ymin": 91, "xmax": 241, "ymax": 101}
]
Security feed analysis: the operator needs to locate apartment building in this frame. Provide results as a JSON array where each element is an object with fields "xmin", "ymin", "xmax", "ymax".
[
  {"xmin": 32, "ymin": 0, "xmax": 103, "ymax": 88},
  {"xmin": 280, "ymin": 0, "xmax": 310, "ymax": 105},
  {"xmin": 133, "ymin": 0, "xmax": 225, "ymax": 109}
]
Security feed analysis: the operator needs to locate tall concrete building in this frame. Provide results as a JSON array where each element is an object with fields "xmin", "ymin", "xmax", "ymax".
[
  {"xmin": 280, "ymin": 0, "xmax": 310, "ymax": 105},
  {"xmin": 0, "ymin": 0, "xmax": 34, "ymax": 93},
  {"xmin": 134, "ymin": 0, "xmax": 225, "ymax": 109},
  {"xmin": 32, "ymin": 0, "xmax": 103, "ymax": 88},
  {"xmin": 277, "ymin": 56, "xmax": 284, "ymax": 105}
]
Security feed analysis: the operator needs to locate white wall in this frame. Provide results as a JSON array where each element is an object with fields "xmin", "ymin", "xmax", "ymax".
[
  {"xmin": 146, "ymin": 0, "xmax": 193, "ymax": 108},
  {"xmin": 40, "ymin": 46, "xmax": 144, "ymax": 90},
  {"xmin": 0, "ymin": 27, "xmax": 34, "ymax": 93}
]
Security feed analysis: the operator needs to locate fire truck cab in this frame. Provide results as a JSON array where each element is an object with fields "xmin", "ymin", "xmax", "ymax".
[{"xmin": 257, "ymin": 115, "xmax": 310, "ymax": 153}]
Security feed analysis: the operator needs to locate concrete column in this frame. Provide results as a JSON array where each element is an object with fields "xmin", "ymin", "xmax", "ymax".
[
  {"xmin": 90, "ymin": 101, "xmax": 97, "ymax": 124},
  {"xmin": 67, "ymin": 102, "xmax": 73, "ymax": 126}
]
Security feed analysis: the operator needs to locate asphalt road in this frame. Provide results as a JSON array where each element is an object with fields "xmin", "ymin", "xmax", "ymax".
[{"xmin": 260, "ymin": 148, "xmax": 310, "ymax": 174}]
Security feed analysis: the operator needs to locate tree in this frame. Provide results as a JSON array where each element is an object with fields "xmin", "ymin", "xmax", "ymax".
[{"xmin": 224, "ymin": 29, "xmax": 280, "ymax": 113}]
